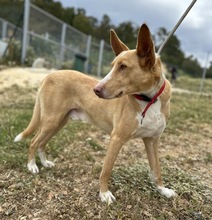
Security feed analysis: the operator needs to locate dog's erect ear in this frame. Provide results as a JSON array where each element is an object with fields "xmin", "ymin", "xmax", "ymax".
[
  {"xmin": 136, "ymin": 23, "xmax": 156, "ymax": 68},
  {"xmin": 110, "ymin": 29, "xmax": 129, "ymax": 56}
]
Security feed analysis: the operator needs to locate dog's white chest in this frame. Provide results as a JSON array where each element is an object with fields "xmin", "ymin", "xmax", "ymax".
[{"xmin": 133, "ymin": 100, "xmax": 166, "ymax": 138}]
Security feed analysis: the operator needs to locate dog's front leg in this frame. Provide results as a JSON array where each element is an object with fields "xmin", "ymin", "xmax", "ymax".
[
  {"xmin": 143, "ymin": 137, "xmax": 176, "ymax": 198},
  {"xmin": 99, "ymin": 132, "xmax": 127, "ymax": 204}
]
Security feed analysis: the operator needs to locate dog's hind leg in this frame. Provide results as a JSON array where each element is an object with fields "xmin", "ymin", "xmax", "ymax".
[
  {"xmin": 143, "ymin": 137, "xmax": 177, "ymax": 198},
  {"xmin": 37, "ymin": 113, "xmax": 69, "ymax": 169},
  {"xmin": 27, "ymin": 113, "xmax": 69, "ymax": 173}
]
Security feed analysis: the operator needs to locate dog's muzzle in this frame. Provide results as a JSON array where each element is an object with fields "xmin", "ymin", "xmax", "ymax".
[{"xmin": 93, "ymin": 86, "xmax": 104, "ymax": 98}]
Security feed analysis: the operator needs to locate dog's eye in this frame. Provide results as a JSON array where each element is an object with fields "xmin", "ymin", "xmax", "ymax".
[{"xmin": 120, "ymin": 64, "xmax": 127, "ymax": 71}]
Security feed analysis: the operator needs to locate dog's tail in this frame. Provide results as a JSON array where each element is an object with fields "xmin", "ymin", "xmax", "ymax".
[{"xmin": 14, "ymin": 95, "xmax": 40, "ymax": 142}]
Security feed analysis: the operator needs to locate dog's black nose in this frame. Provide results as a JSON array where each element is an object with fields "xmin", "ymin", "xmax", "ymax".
[
  {"xmin": 93, "ymin": 87, "xmax": 101, "ymax": 94},
  {"xmin": 93, "ymin": 86, "xmax": 103, "ymax": 98}
]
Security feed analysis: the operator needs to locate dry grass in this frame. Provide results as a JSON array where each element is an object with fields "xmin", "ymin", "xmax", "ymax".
[{"xmin": 0, "ymin": 69, "xmax": 211, "ymax": 219}]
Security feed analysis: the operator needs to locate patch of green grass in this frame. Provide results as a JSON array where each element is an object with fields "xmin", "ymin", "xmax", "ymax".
[
  {"xmin": 174, "ymin": 74, "xmax": 212, "ymax": 94},
  {"xmin": 86, "ymin": 138, "xmax": 104, "ymax": 152},
  {"xmin": 109, "ymin": 160, "xmax": 211, "ymax": 219},
  {"xmin": 47, "ymin": 121, "xmax": 91, "ymax": 157},
  {"xmin": 0, "ymin": 108, "xmax": 32, "ymax": 170},
  {"xmin": 204, "ymin": 152, "xmax": 212, "ymax": 163},
  {"xmin": 166, "ymin": 93, "xmax": 212, "ymax": 136}
]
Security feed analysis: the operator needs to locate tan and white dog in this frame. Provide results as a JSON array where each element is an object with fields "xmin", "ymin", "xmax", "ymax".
[{"xmin": 14, "ymin": 24, "xmax": 176, "ymax": 204}]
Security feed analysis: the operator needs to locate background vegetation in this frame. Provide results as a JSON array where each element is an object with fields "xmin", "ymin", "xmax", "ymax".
[{"xmin": 0, "ymin": 0, "xmax": 212, "ymax": 78}]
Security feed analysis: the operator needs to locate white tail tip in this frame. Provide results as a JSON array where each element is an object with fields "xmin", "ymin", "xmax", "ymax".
[{"xmin": 14, "ymin": 133, "xmax": 23, "ymax": 142}]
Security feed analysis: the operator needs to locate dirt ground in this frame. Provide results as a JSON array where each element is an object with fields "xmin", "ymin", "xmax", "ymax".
[{"xmin": 0, "ymin": 67, "xmax": 54, "ymax": 91}]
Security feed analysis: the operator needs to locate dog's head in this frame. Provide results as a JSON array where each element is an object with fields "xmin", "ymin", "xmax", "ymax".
[{"xmin": 93, "ymin": 23, "xmax": 162, "ymax": 99}]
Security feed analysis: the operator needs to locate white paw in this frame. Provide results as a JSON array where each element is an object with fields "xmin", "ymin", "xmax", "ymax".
[
  {"xmin": 27, "ymin": 159, "xmax": 39, "ymax": 174},
  {"xmin": 14, "ymin": 133, "xmax": 23, "ymax": 142},
  {"xmin": 41, "ymin": 160, "xmax": 55, "ymax": 168},
  {"xmin": 99, "ymin": 191, "xmax": 116, "ymax": 205},
  {"xmin": 38, "ymin": 149, "xmax": 55, "ymax": 168},
  {"xmin": 157, "ymin": 186, "xmax": 177, "ymax": 198}
]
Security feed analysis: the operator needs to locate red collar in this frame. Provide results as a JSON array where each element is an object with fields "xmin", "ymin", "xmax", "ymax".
[{"xmin": 133, "ymin": 80, "xmax": 166, "ymax": 124}]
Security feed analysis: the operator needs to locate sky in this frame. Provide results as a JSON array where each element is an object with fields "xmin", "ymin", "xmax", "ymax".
[{"xmin": 57, "ymin": 0, "xmax": 211, "ymax": 67}]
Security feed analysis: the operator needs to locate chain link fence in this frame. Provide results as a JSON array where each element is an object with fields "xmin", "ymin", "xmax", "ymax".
[{"xmin": 0, "ymin": 0, "xmax": 114, "ymax": 76}]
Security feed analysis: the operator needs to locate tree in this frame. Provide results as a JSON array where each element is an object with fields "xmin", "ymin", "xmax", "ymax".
[
  {"xmin": 94, "ymin": 15, "xmax": 113, "ymax": 42},
  {"xmin": 181, "ymin": 55, "xmax": 202, "ymax": 77},
  {"xmin": 156, "ymin": 27, "xmax": 184, "ymax": 67},
  {"xmin": 115, "ymin": 22, "xmax": 137, "ymax": 48},
  {"xmin": 88, "ymin": 16, "xmax": 98, "ymax": 29},
  {"xmin": 62, "ymin": 7, "xmax": 76, "ymax": 26},
  {"xmin": 0, "ymin": 0, "xmax": 23, "ymax": 24},
  {"xmin": 155, "ymin": 27, "xmax": 167, "ymax": 49},
  {"xmin": 72, "ymin": 8, "xmax": 93, "ymax": 35},
  {"xmin": 202, "ymin": 61, "xmax": 212, "ymax": 78},
  {"xmin": 32, "ymin": 0, "xmax": 64, "ymax": 20}
]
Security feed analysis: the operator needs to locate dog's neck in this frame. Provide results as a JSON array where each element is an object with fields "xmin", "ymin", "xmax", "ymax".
[
  {"xmin": 134, "ymin": 73, "xmax": 166, "ymax": 101},
  {"xmin": 132, "ymin": 73, "xmax": 166, "ymax": 123}
]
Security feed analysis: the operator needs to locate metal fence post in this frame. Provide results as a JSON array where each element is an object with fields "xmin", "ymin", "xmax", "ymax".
[
  {"xmin": 84, "ymin": 35, "xmax": 92, "ymax": 73},
  {"xmin": 97, "ymin": 39, "xmax": 104, "ymax": 77},
  {"xmin": 2, "ymin": 20, "xmax": 7, "ymax": 39},
  {"xmin": 21, "ymin": 0, "xmax": 30, "ymax": 64},
  {"xmin": 59, "ymin": 23, "xmax": 67, "ymax": 67},
  {"xmin": 199, "ymin": 52, "xmax": 210, "ymax": 93}
]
